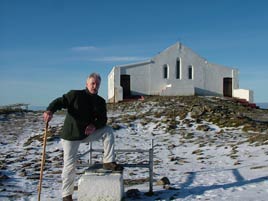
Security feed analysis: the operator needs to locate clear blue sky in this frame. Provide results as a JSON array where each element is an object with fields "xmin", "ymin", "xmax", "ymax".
[{"xmin": 1, "ymin": 0, "xmax": 268, "ymax": 106}]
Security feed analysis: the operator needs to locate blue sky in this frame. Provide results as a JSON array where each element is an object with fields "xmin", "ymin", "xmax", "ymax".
[{"xmin": 1, "ymin": 0, "xmax": 268, "ymax": 106}]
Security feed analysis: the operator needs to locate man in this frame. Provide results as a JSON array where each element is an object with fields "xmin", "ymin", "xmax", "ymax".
[{"xmin": 43, "ymin": 73, "xmax": 123, "ymax": 201}]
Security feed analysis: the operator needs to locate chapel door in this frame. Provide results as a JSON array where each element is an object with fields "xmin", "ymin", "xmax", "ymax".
[
  {"xmin": 120, "ymin": 74, "xmax": 131, "ymax": 99},
  {"xmin": 223, "ymin": 77, "xmax": 232, "ymax": 97}
]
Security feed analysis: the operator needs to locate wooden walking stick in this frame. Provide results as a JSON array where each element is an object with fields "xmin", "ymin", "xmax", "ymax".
[{"xmin": 38, "ymin": 121, "xmax": 49, "ymax": 201}]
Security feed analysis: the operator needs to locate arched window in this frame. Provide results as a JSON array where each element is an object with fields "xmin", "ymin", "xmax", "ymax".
[
  {"xmin": 188, "ymin": 65, "xmax": 193, "ymax": 80},
  {"xmin": 163, "ymin": 64, "xmax": 168, "ymax": 79},
  {"xmin": 176, "ymin": 58, "xmax": 181, "ymax": 79}
]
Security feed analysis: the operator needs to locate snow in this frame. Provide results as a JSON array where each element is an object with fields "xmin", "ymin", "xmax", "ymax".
[{"xmin": 1, "ymin": 108, "xmax": 268, "ymax": 201}]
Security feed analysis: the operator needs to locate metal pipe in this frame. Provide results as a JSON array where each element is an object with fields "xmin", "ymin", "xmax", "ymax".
[
  {"xmin": 149, "ymin": 139, "xmax": 154, "ymax": 194},
  {"xmin": 78, "ymin": 139, "xmax": 155, "ymax": 194}
]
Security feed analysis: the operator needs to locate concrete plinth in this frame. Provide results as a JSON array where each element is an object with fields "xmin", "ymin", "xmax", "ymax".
[{"xmin": 78, "ymin": 165, "xmax": 124, "ymax": 201}]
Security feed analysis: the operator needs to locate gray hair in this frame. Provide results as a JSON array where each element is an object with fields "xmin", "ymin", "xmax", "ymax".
[{"xmin": 87, "ymin": 73, "xmax": 101, "ymax": 83}]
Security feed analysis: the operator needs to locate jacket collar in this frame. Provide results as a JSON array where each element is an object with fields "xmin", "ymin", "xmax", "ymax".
[{"xmin": 85, "ymin": 88, "xmax": 98, "ymax": 96}]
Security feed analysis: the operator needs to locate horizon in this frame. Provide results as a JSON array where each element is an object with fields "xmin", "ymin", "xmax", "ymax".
[
  {"xmin": 1, "ymin": 0, "xmax": 268, "ymax": 106},
  {"xmin": 26, "ymin": 101, "xmax": 268, "ymax": 110}
]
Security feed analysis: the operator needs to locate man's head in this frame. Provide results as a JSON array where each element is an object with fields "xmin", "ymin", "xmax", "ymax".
[{"xmin": 86, "ymin": 73, "xmax": 101, "ymax": 94}]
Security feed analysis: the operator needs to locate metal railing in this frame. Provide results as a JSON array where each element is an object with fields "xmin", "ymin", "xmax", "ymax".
[{"xmin": 78, "ymin": 139, "xmax": 154, "ymax": 194}]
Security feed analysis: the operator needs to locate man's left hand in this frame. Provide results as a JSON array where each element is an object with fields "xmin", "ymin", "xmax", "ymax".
[{"xmin": 85, "ymin": 124, "xmax": 96, "ymax": 135}]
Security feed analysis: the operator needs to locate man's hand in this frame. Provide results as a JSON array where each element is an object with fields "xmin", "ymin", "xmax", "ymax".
[
  {"xmin": 85, "ymin": 124, "xmax": 96, "ymax": 135},
  {"xmin": 43, "ymin": 111, "xmax": 53, "ymax": 123}
]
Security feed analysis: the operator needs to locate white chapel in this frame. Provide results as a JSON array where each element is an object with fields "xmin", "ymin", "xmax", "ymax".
[{"xmin": 108, "ymin": 42, "xmax": 253, "ymax": 103}]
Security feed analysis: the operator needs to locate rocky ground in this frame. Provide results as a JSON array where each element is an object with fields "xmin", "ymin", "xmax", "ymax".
[
  {"xmin": 1, "ymin": 95, "xmax": 268, "ymax": 200},
  {"xmin": 108, "ymin": 95, "xmax": 268, "ymax": 137}
]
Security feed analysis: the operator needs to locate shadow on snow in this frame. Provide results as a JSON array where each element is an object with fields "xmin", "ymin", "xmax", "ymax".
[{"xmin": 146, "ymin": 168, "xmax": 268, "ymax": 200}]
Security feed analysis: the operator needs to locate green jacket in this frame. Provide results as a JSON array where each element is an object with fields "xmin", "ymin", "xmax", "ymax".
[{"xmin": 47, "ymin": 89, "xmax": 107, "ymax": 141}]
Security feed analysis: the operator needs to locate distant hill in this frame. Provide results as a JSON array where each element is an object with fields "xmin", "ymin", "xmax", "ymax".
[
  {"xmin": 256, "ymin": 103, "xmax": 268, "ymax": 109},
  {"xmin": 28, "ymin": 105, "xmax": 46, "ymax": 111}
]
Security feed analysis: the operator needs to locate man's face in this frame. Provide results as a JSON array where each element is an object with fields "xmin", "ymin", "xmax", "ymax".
[{"xmin": 86, "ymin": 77, "xmax": 100, "ymax": 94}]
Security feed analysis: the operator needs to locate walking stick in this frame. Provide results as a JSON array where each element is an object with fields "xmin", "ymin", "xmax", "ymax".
[{"xmin": 38, "ymin": 121, "xmax": 49, "ymax": 201}]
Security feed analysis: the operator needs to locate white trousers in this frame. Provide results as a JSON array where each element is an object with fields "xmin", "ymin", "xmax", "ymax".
[{"xmin": 61, "ymin": 125, "xmax": 115, "ymax": 197}]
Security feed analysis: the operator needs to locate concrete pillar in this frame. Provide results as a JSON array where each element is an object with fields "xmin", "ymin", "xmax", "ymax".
[{"xmin": 78, "ymin": 168, "xmax": 124, "ymax": 201}]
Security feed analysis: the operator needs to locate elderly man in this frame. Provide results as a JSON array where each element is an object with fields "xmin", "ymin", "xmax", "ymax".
[{"xmin": 43, "ymin": 73, "xmax": 123, "ymax": 201}]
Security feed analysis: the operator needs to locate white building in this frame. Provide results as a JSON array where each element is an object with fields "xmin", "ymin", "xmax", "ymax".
[{"xmin": 108, "ymin": 42, "xmax": 253, "ymax": 103}]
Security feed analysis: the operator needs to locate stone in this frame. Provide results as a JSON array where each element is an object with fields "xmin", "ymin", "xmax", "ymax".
[
  {"xmin": 156, "ymin": 177, "xmax": 170, "ymax": 186},
  {"xmin": 125, "ymin": 189, "xmax": 140, "ymax": 198}
]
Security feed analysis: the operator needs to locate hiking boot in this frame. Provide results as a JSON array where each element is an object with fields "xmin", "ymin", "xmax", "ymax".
[
  {"xmin": 63, "ymin": 195, "xmax": 73, "ymax": 201},
  {"xmin": 103, "ymin": 162, "xmax": 124, "ymax": 171}
]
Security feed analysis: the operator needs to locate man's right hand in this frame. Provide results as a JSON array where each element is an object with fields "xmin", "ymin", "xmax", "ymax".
[{"xmin": 43, "ymin": 111, "xmax": 53, "ymax": 123}]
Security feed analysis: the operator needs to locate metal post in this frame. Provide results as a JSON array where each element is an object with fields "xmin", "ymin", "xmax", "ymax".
[
  {"xmin": 89, "ymin": 142, "xmax": 93, "ymax": 165},
  {"xmin": 148, "ymin": 139, "xmax": 154, "ymax": 194}
]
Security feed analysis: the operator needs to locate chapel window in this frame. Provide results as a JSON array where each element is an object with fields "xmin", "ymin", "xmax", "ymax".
[
  {"xmin": 176, "ymin": 58, "xmax": 181, "ymax": 79},
  {"xmin": 163, "ymin": 64, "xmax": 169, "ymax": 79},
  {"xmin": 188, "ymin": 65, "xmax": 193, "ymax": 80}
]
